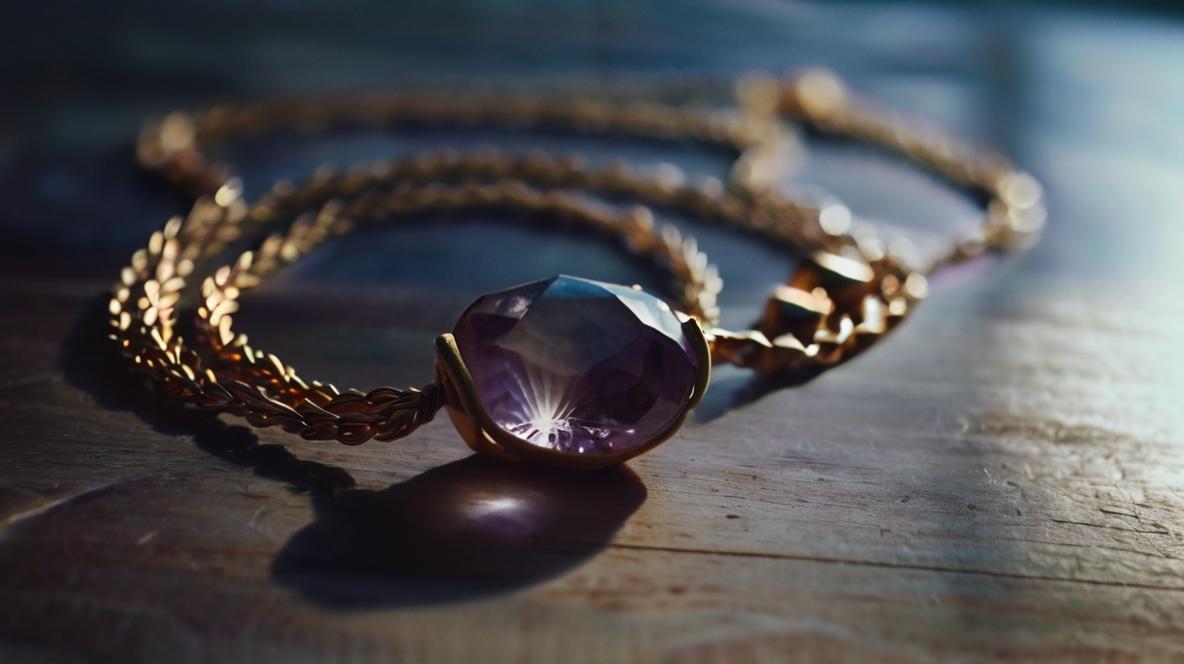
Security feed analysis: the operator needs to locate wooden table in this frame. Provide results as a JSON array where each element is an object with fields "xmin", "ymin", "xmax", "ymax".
[{"xmin": 2, "ymin": 3, "xmax": 1183, "ymax": 661}]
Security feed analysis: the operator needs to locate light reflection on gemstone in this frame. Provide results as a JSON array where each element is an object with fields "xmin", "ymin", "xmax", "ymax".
[
  {"xmin": 453, "ymin": 275, "xmax": 699, "ymax": 456},
  {"xmin": 500, "ymin": 362, "xmax": 612, "ymax": 450}
]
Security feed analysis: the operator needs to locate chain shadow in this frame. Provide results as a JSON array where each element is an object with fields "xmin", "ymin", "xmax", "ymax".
[
  {"xmin": 60, "ymin": 294, "xmax": 647, "ymax": 608},
  {"xmin": 692, "ymin": 364, "xmax": 822, "ymax": 425},
  {"xmin": 60, "ymin": 295, "xmax": 357, "ymax": 495}
]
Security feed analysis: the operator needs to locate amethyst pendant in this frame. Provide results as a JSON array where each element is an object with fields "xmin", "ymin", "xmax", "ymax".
[{"xmin": 437, "ymin": 275, "xmax": 709, "ymax": 468}]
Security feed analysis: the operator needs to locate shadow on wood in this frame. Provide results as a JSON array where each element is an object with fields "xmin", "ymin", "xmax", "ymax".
[
  {"xmin": 60, "ymin": 295, "xmax": 647, "ymax": 609},
  {"xmin": 59, "ymin": 295, "xmax": 357, "ymax": 495},
  {"xmin": 273, "ymin": 455, "xmax": 645, "ymax": 608}
]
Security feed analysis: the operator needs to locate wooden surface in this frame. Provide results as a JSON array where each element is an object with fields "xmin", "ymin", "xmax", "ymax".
[{"xmin": 3, "ymin": 2, "xmax": 1184, "ymax": 661}]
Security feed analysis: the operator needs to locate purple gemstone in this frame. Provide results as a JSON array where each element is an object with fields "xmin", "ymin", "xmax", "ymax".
[{"xmin": 453, "ymin": 275, "xmax": 700, "ymax": 456}]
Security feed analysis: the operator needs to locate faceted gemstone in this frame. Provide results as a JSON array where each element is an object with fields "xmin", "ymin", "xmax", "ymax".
[{"xmin": 452, "ymin": 275, "xmax": 700, "ymax": 456}]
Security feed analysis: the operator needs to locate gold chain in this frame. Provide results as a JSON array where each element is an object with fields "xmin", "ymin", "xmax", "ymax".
[{"xmin": 110, "ymin": 69, "xmax": 1043, "ymax": 445}]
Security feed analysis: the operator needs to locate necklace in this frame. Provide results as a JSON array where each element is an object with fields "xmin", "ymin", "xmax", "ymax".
[{"xmin": 110, "ymin": 69, "xmax": 1043, "ymax": 469}]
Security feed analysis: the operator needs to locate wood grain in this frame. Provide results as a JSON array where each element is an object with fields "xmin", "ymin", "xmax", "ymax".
[{"xmin": 3, "ymin": 3, "xmax": 1184, "ymax": 661}]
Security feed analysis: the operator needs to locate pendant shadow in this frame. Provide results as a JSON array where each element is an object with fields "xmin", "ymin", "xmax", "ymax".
[
  {"xmin": 60, "ymin": 294, "xmax": 646, "ymax": 608},
  {"xmin": 273, "ymin": 455, "xmax": 645, "ymax": 608}
]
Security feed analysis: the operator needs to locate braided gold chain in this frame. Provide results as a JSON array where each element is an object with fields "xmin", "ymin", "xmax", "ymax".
[{"xmin": 110, "ymin": 69, "xmax": 1043, "ymax": 445}]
